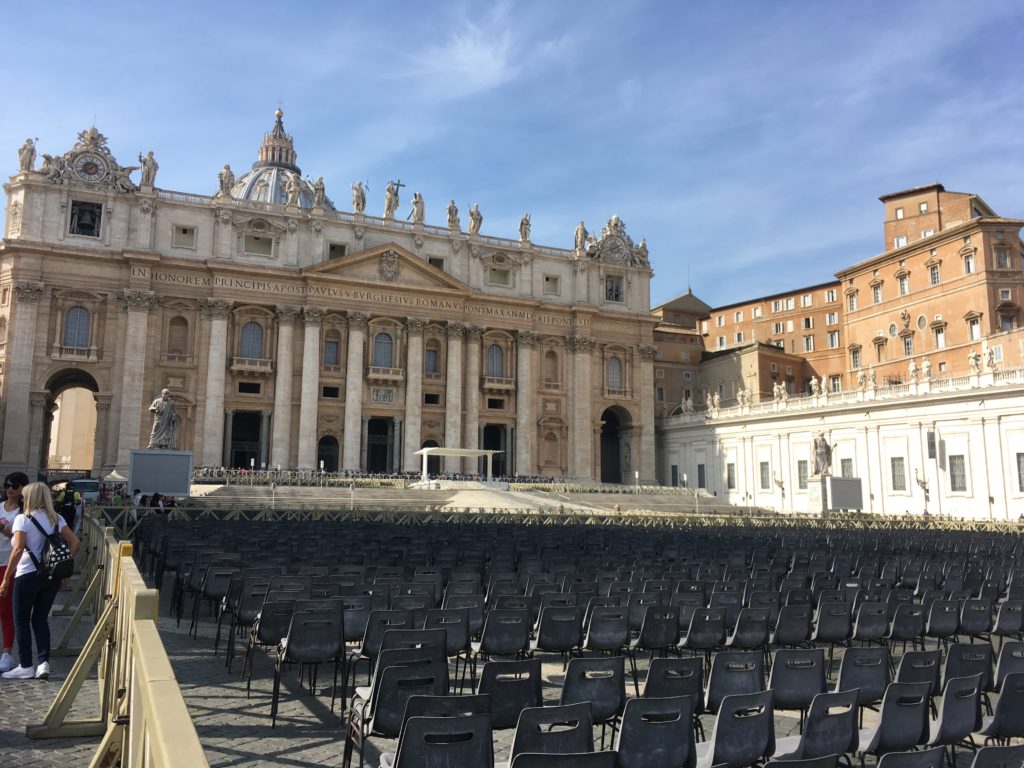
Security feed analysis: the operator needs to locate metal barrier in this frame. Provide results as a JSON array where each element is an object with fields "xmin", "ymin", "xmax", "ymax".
[{"xmin": 27, "ymin": 511, "xmax": 208, "ymax": 767}]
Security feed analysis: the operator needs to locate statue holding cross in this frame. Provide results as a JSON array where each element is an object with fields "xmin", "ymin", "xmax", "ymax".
[{"xmin": 383, "ymin": 179, "xmax": 404, "ymax": 219}]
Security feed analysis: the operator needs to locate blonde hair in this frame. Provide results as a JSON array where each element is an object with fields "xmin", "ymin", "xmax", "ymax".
[{"xmin": 23, "ymin": 482, "xmax": 58, "ymax": 527}]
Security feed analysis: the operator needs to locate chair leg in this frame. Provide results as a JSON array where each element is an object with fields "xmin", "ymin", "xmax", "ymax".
[{"xmin": 271, "ymin": 658, "xmax": 282, "ymax": 728}]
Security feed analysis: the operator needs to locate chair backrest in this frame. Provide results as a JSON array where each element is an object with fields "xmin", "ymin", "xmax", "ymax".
[
  {"xmin": 368, "ymin": 659, "xmax": 450, "ymax": 737},
  {"xmin": 510, "ymin": 753, "xmax": 617, "ymax": 768},
  {"xmin": 772, "ymin": 604, "xmax": 812, "ymax": 645},
  {"xmin": 393, "ymin": 714, "xmax": 494, "ymax": 768},
  {"xmin": 895, "ymin": 650, "xmax": 941, "ymax": 697},
  {"xmin": 510, "ymin": 701, "xmax": 594, "ymax": 759},
  {"xmin": 864, "ymin": 681, "xmax": 931, "ymax": 755},
  {"xmin": 361, "ymin": 609, "xmax": 416, "ymax": 656},
  {"xmin": 584, "ymin": 606, "xmax": 629, "ymax": 651},
  {"xmin": 835, "ymin": 646, "xmax": 889, "ymax": 706},
  {"xmin": 926, "ymin": 600, "xmax": 959, "ymax": 636},
  {"xmin": 968, "ymin": 744, "xmax": 1024, "ymax": 768},
  {"xmin": 932, "ymin": 674, "xmax": 983, "ymax": 746},
  {"xmin": 875, "ymin": 746, "xmax": 946, "ymax": 768},
  {"xmin": 628, "ymin": 594, "xmax": 666, "ymax": 632},
  {"xmin": 559, "ymin": 656, "xmax": 626, "ymax": 725},
  {"xmin": 476, "ymin": 658, "xmax": 543, "ymax": 729},
  {"xmin": 282, "ymin": 605, "xmax": 345, "ymax": 664},
  {"xmin": 424, "ymin": 609, "xmax": 470, "ymax": 656},
  {"xmin": 765, "ymin": 755, "xmax": 840, "ymax": 768},
  {"xmin": 402, "ymin": 693, "xmax": 492, "ymax": 722},
  {"xmin": 982, "ymin": 671, "xmax": 1024, "ymax": 743},
  {"xmin": 480, "ymin": 608, "xmax": 531, "ymax": 656},
  {"xmin": 683, "ymin": 608, "xmax": 725, "ymax": 648},
  {"xmin": 706, "ymin": 690, "xmax": 775, "ymax": 768},
  {"xmin": 254, "ymin": 599, "xmax": 297, "ymax": 644},
  {"xmin": 943, "ymin": 643, "xmax": 993, "ymax": 691},
  {"xmin": 615, "ymin": 695, "xmax": 696, "ymax": 768},
  {"xmin": 706, "ymin": 650, "xmax": 766, "ymax": 714},
  {"xmin": 995, "ymin": 641, "xmax": 1024, "ymax": 690},
  {"xmin": 643, "ymin": 656, "xmax": 704, "ymax": 707},
  {"xmin": 812, "ymin": 602, "xmax": 852, "ymax": 641},
  {"xmin": 536, "ymin": 606, "xmax": 584, "ymax": 651},
  {"xmin": 798, "ymin": 689, "xmax": 860, "ymax": 759},
  {"xmin": 768, "ymin": 648, "xmax": 826, "ymax": 711},
  {"xmin": 381, "ymin": 628, "xmax": 448, "ymax": 655},
  {"xmin": 636, "ymin": 605, "xmax": 680, "ymax": 649},
  {"xmin": 887, "ymin": 603, "xmax": 926, "ymax": 640},
  {"xmin": 443, "ymin": 594, "xmax": 485, "ymax": 636}
]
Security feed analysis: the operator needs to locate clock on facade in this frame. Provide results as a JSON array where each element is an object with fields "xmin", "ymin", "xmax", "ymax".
[
  {"xmin": 603, "ymin": 236, "xmax": 627, "ymax": 262},
  {"xmin": 74, "ymin": 153, "xmax": 107, "ymax": 182}
]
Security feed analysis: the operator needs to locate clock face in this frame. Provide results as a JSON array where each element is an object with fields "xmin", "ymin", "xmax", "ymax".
[
  {"xmin": 603, "ymin": 236, "xmax": 627, "ymax": 262},
  {"xmin": 75, "ymin": 153, "xmax": 107, "ymax": 182}
]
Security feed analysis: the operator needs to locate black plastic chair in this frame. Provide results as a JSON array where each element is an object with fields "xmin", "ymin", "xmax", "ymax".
[
  {"xmin": 345, "ymin": 609, "xmax": 416, "ymax": 695},
  {"xmin": 615, "ymin": 695, "xmax": 696, "ymax": 768},
  {"xmin": 895, "ymin": 649, "xmax": 942, "ymax": 713},
  {"xmin": 705, "ymin": 650, "xmax": 766, "ymax": 716},
  {"xmin": 856, "ymin": 681, "xmax": 931, "ymax": 768},
  {"xmin": 725, "ymin": 608, "xmax": 770, "ymax": 665},
  {"xmin": 476, "ymin": 658, "xmax": 543, "ymax": 730},
  {"xmin": 559, "ymin": 656, "xmax": 626, "ymax": 749},
  {"xmin": 977, "ymin": 671, "xmax": 1024, "ymax": 745},
  {"xmin": 989, "ymin": 600, "xmax": 1024, "ymax": 651},
  {"xmin": 772, "ymin": 604, "xmax": 813, "ymax": 649},
  {"xmin": 772, "ymin": 688, "xmax": 860, "ymax": 762},
  {"xmin": 924, "ymin": 600, "xmax": 959, "ymax": 651},
  {"xmin": 811, "ymin": 602, "xmax": 852, "ymax": 672},
  {"xmin": 968, "ymin": 744, "xmax": 1024, "ymax": 768},
  {"xmin": 243, "ymin": 598, "xmax": 297, "ymax": 698},
  {"xmin": 994, "ymin": 640, "xmax": 1024, "ymax": 691},
  {"xmin": 874, "ymin": 747, "xmax": 946, "ymax": 768},
  {"xmin": 943, "ymin": 643, "xmax": 994, "ymax": 713},
  {"xmin": 833, "ymin": 646, "xmax": 889, "ymax": 724},
  {"xmin": 626, "ymin": 605, "xmax": 680, "ymax": 695},
  {"xmin": 924, "ymin": 673, "xmax": 982, "ymax": 768},
  {"xmin": 884, "ymin": 603, "xmax": 926, "ymax": 659},
  {"xmin": 583, "ymin": 606, "xmax": 629, "ymax": 656},
  {"xmin": 959, "ymin": 599, "xmax": 994, "ymax": 644},
  {"xmin": 678, "ymin": 607, "xmax": 725, "ymax": 668},
  {"xmin": 531, "ymin": 606, "xmax": 584, "ymax": 669},
  {"xmin": 467, "ymin": 608, "xmax": 531, "ymax": 689},
  {"xmin": 768, "ymin": 648, "xmax": 827, "ymax": 731},
  {"xmin": 424, "ymin": 608, "xmax": 471, "ymax": 690},
  {"xmin": 508, "ymin": 702, "xmax": 594, "ymax": 763},
  {"xmin": 390, "ymin": 714, "xmax": 494, "ymax": 768},
  {"xmin": 694, "ymin": 690, "xmax": 775, "ymax": 768},
  {"xmin": 271, "ymin": 600, "xmax": 346, "ymax": 725}
]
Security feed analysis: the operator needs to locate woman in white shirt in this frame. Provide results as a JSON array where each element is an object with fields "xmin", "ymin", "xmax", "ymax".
[
  {"xmin": 0, "ymin": 482, "xmax": 80, "ymax": 680},
  {"xmin": 0, "ymin": 471, "xmax": 27, "ymax": 673}
]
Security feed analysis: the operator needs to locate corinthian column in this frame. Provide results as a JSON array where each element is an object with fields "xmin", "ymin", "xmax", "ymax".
[
  {"xmin": 402, "ymin": 318, "xmax": 426, "ymax": 471},
  {"xmin": 342, "ymin": 312, "xmax": 368, "ymax": 470},
  {"xmin": 199, "ymin": 298, "xmax": 233, "ymax": 466},
  {"xmin": 463, "ymin": 326, "xmax": 482, "ymax": 474},
  {"xmin": 1, "ymin": 281, "xmax": 44, "ymax": 467},
  {"xmin": 114, "ymin": 289, "xmax": 158, "ymax": 469},
  {"xmin": 638, "ymin": 344, "xmax": 657, "ymax": 483},
  {"xmin": 297, "ymin": 307, "xmax": 325, "ymax": 470},
  {"xmin": 569, "ymin": 335, "xmax": 594, "ymax": 480},
  {"xmin": 444, "ymin": 323, "xmax": 465, "ymax": 473},
  {"xmin": 271, "ymin": 306, "xmax": 300, "ymax": 468},
  {"xmin": 515, "ymin": 330, "xmax": 539, "ymax": 476}
]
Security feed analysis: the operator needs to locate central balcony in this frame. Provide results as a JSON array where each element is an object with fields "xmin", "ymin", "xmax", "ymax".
[
  {"xmin": 231, "ymin": 356, "xmax": 274, "ymax": 375},
  {"xmin": 482, "ymin": 376, "xmax": 516, "ymax": 393},
  {"xmin": 51, "ymin": 345, "xmax": 100, "ymax": 362},
  {"xmin": 367, "ymin": 366, "xmax": 405, "ymax": 383}
]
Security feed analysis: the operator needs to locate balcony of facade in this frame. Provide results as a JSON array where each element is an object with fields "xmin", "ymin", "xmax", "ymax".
[
  {"xmin": 604, "ymin": 387, "xmax": 632, "ymax": 399},
  {"xmin": 321, "ymin": 363, "xmax": 343, "ymax": 376},
  {"xmin": 231, "ymin": 356, "xmax": 274, "ymax": 375},
  {"xmin": 51, "ymin": 345, "xmax": 100, "ymax": 363},
  {"xmin": 160, "ymin": 352, "xmax": 194, "ymax": 366},
  {"xmin": 482, "ymin": 376, "xmax": 516, "ymax": 393},
  {"xmin": 541, "ymin": 379, "xmax": 562, "ymax": 392},
  {"xmin": 366, "ymin": 366, "xmax": 405, "ymax": 383},
  {"xmin": 424, "ymin": 371, "xmax": 446, "ymax": 385}
]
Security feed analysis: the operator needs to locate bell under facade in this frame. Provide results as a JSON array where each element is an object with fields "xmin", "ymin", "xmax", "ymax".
[{"xmin": 0, "ymin": 112, "xmax": 658, "ymax": 481}]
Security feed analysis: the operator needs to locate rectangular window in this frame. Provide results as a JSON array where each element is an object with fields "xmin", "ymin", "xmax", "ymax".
[
  {"xmin": 727, "ymin": 463, "xmax": 736, "ymax": 490},
  {"xmin": 604, "ymin": 275, "xmax": 623, "ymax": 301},
  {"xmin": 683, "ymin": 371, "xmax": 692, "ymax": 380},
  {"xmin": 1001, "ymin": 315, "xmax": 1014, "ymax": 332},
  {"xmin": 486, "ymin": 397, "xmax": 505, "ymax": 409},
  {"xmin": 786, "ymin": 320, "xmax": 794, "ymax": 333},
  {"xmin": 1000, "ymin": 288, "xmax": 1012, "ymax": 301},
  {"xmin": 543, "ymin": 275, "xmax": 561, "ymax": 295},
  {"xmin": 428, "ymin": 256, "xmax": 445, "ymax": 270},
  {"xmin": 424, "ymin": 392, "xmax": 441, "ymax": 405},
  {"xmin": 329, "ymin": 242, "xmax": 347, "ymax": 259},
  {"xmin": 964, "ymin": 254, "xmax": 975, "ymax": 275},
  {"xmin": 851, "ymin": 348, "xmax": 861, "ymax": 368},
  {"xmin": 921, "ymin": 229, "xmax": 935, "ymax": 238},
  {"xmin": 803, "ymin": 335, "xmax": 814, "ymax": 352},
  {"xmin": 656, "ymin": 386, "xmax": 664, "ymax": 402},
  {"xmin": 903, "ymin": 335, "xmax": 913, "ymax": 356},
  {"xmin": 919, "ymin": 202, "xmax": 928, "ymax": 214},
  {"xmin": 786, "ymin": 298, "xmax": 795, "ymax": 310},
  {"xmin": 826, "ymin": 312, "xmax": 838, "ymax": 325},
  {"xmin": 670, "ymin": 465, "xmax": 679, "ymax": 487},
  {"xmin": 996, "ymin": 248, "xmax": 1011, "ymax": 268},
  {"xmin": 752, "ymin": 307, "xmax": 762, "ymax": 318},
  {"xmin": 735, "ymin": 332, "xmax": 744, "ymax": 343},
  {"xmin": 872, "ymin": 285, "xmax": 883, "ymax": 304},
  {"xmin": 826, "ymin": 289, "xmax": 837, "ymax": 302},
  {"xmin": 717, "ymin": 315, "xmax": 725, "ymax": 327},
  {"xmin": 894, "ymin": 236, "xmax": 908, "ymax": 249},
  {"xmin": 773, "ymin": 322, "xmax": 784, "ymax": 334},
  {"xmin": 827, "ymin": 331, "xmax": 839, "ymax": 348},
  {"xmin": 490, "ymin": 267, "xmax": 512, "ymax": 287},
  {"xmin": 829, "ymin": 375, "xmax": 841, "ymax": 392},
  {"xmin": 717, "ymin": 336, "xmax": 726, "ymax": 350},
  {"xmin": 321, "ymin": 385, "xmax": 340, "ymax": 399},
  {"xmin": 891, "ymin": 457, "xmax": 907, "ymax": 491},
  {"xmin": 895, "ymin": 207, "xmax": 904, "ymax": 220},
  {"xmin": 244, "ymin": 234, "xmax": 273, "ymax": 256},
  {"xmin": 934, "ymin": 328, "xmax": 945, "ymax": 349},
  {"xmin": 759, "ymin": 462, "xmax": 770, "ymax": 490},
  {"xmin": 424, "ymin": 348, "xmax": 439, "ymax": 373},
  {"xmin": 238, "ymin": 381, "xmax": 261, "ymax": 395},
  {"xmin": 898, "ymin": 275, "xmax": 909, "ymax": 296},
  {"xmin": 841, "ymin": 458, "xmax": 853, "ymax": 478},
  {"xmin": 69, "ymin": 201, "xmax": 102, "ymax": 237},
  {"xmin": 949, "ymin": 455, "xmax": 967, "ymax": 493},
  {"xmin": 968, "ymin": 318, "xmax": 981, "ymax": 340},
  {"xmin": 993, "ymin": 344, "xmax": 1003, "ymax": 361},
  {"xmin": 697, "ymin": 464, "xmax": 706, "ymax": 489},
  {"xmin": 797, "ymin": 460, "xmax": 808, "ymax": 490},
  {"xmin": 172, "ymin": 225, "xmax": 196, "ymax": 249},
  {"xmin": 1017, "ymin": 453, "xmax": 1024, "ymax": 492},
  {"xmin": 930, "ymin": 265, "xmax": 940, "ymax": 285},
  {"xmin": 802, "ymin": 317, "xmax": 813, "ymax": 329},
  {"xmin": 801, "ymin": 294, "xmax": 812, "ymax": 307},
  {"xmin": 848, "ymin": 294, "xmax": 858, "ymax": 311},
  {"xmin": 323, "ymin": 340, "xmax": 340, "ymax": 366},
  {"xmin": 734, "ymin": 311, "xmax": 743, "ymax": 323},
  {"xmin": 772, "ymin": 300, "xmax": 782, "ymax": 313}
]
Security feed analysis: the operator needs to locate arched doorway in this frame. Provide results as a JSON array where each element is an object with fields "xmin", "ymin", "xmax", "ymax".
[
  {"xmin": 600, "ymin": 406, "xmax": 632, "ymax": 484},
  {"xmin": 421, "ymin": 440, "xmax": 441, "ymax": 477},
  {"xmin": 317, "ymin": 436, "xmax": 339, "ymax": 473},
  {"xmin": 44, "ymin": 369, "xmax": 99, "ymax": 474}
]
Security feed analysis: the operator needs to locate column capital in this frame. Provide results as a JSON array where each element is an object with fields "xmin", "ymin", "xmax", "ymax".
[
  {"xmin": 447, "ymin": 322, "xmax": 466, "ymax": 339},
  {"xmin": 517, "ymin": 330, "xmax": 539, "ymax": 348},
  {"xmin": 567, "ymin": 335, "xmax": 594, "ymax": 353},
  {"xmin": 303, "ymin": 306, "xmax": 327, "ymax": 326},
  {"xmin": 275, "ymin": 305, "xmax": 303, "ymax": 322},
  {"xmin": 361, "ymin": 414, "xmax": 370, "ymax": 425},
  {"xmin": 347, "ymin": 312, "xmax": 369, "ymax": 331},
  {"xmin": 406, "ymin": 317, "xmax": 427, "ymax": 336},
  {"xmin": 637, "ymin": 344, "xmax": 657, "ymax": 361},
  {"xmin": 199, "ymin": 297, "xmax": 234, "ymax": 320},
  {"xmin": 117, "ymin": 288, "xmax": 158, "ymax": 314},
  {"xmin": 93, "ymin": 393, "xmax": 113, "ymax": 410},
  {"xmin": 29, "ymin": 390, "xmax": 49, "ymax": 407},
  {"xmin": 464, "ymin": 324, "xmax": 483, "ymax": 342},
  {"xmin": 13, "ymin": 280, "xmax": 44, "ymax": 303}
]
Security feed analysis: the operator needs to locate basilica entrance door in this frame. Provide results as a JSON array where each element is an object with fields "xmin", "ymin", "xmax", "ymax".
[
  {"xmin": 366, "ymin": 417, "xmax": 393, "ymax": 473},
  {"xmin": 482, "ymin": 424, "xmax": 508, "ymax": 478},
  {"xmin": 230, "ymin": 411, "xmax": 262, "ymax": 469}
]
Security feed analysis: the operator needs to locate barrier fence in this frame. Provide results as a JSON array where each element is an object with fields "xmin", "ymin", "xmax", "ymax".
[{"xmin": 27, "ymin": 511, "xmax": 208, "ymax": 768}]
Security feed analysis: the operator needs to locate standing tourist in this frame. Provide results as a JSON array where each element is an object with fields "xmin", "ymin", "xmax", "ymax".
[
  {"xmin": 0, "ymin": 482, "xmax": 80, "ymax": 680},
  {"xmin": 0, "ymin": 472, "xmax": 28, "ymax": 672}
]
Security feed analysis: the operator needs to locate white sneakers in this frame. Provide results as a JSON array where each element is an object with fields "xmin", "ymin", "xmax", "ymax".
[
  {"xmin": 2, "ymin": 664, "xmax": 35, "ymax": 679},
  {"xmin": 0, "ymin": 652, "xmax": 13, "ymax": 672},
  {"xmin": 35, "ymin": 661, "xmax": 50, "ymax": 679}
]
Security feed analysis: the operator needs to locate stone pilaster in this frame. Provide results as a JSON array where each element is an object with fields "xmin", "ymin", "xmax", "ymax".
[
  {"xmin": 342, "ymin": 312, "xmax": 368, "ymax": 470},
  {"xmin": 637, "ymin": 344, "xmax": 657, "ymax": 483},
  {"xmin": 360, "ymin": 415, "xmax": 370, "ymax": 471},
  {"xmin": 271, "ymin": 306, "xmax": 301, "ymax": 468},
  {"xmin": 463, "ymin": 326, "xmax": 482, "ymax": 474},
  {"xmin": 1, "ymin": 281, "xmax": 44, "ymax": 469},
  {"xmin": 515, "ymin": 330, "xmax": 539, "ymax": 476},
  {"xmin": 199, "ymin": 298, "xmax": 233, "ymax": 466},
  {"xmin": 26, "ymin": 392, "xmax": 51, "ymax": 478},
  {"xmin": 402, "ymin": 318, "xmax": 426, "ymax": 471},
  {"xmin": 569, "ymin": 335, "xmax": 595, "ymax": 480},
  {"xmin": 444, "ymin": 323, "xmax": 465, "ymax": 473},
  {"xmin": 297, "ymin": 307, "xmax": 325, "ymax": 469},
  {"xmin": 114, "ymin": 289, "xmax": 158, "ymax": 469},
  {"xmin": 92, "ymin": 394, "xmax": 112, "ymax": 473}
]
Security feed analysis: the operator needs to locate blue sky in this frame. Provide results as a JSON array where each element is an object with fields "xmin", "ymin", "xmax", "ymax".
[{"xmin": 2, "ymin": 1, "xmax": 1022, "ymax": 308}]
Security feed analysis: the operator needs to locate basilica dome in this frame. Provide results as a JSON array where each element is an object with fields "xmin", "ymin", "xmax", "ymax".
[{"xmin": 229, "ymin": 109, "xmax": 331, "ymax": 209}]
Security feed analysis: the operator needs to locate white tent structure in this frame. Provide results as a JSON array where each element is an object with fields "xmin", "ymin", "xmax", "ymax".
[{"xmin": 413, "ymin": 447, "xmax": 503, "ymax": 482}]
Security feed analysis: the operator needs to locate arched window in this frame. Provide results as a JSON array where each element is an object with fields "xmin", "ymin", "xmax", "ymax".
[
  {"xmin": 606, "ymin": 357, "xmax": 623, "ymax": 390},
  {"xmin": 63, "ymin": 306, "xmax": 91, "ymax": 348},
  {"xmin": 424, "ymin": 341, "xmax": 440, "ymax": 374},
  {"xmin": 543, "ymin": 350, "xmax": 559, "ymax": 384},
  {"xmin": 372, "ymin": 332, "xmax": 394, "ymax": 368},
  {"xmin": 239, "ymin": 321, "xmax": 264, "ymax": 359},
  {"xmin": 167, "ymin": 316, "xmax": 189, "ymax": 355},
  {"xmin": 487, "ymin": 344, "xmax": 504, "ymax": 378}
]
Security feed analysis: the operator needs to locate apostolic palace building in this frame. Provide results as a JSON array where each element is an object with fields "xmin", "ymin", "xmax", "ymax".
[{"xmin": 0, "ymin": 112, "xmax": 658, "ymax": 482}]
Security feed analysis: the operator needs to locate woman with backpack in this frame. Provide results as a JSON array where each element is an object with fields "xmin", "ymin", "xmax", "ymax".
[{"xmin": 0, "ymin": 482, "xmax": 80, "ymax": 680}]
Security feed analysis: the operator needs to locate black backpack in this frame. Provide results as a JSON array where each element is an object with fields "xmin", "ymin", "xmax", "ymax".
[
  {"xmin": 26, "ymin": 515, "xmax": 75, "ymax": 583},
  {"xmin": 57, "ymin": 491, "xmax": 77, "ymax": 515}
]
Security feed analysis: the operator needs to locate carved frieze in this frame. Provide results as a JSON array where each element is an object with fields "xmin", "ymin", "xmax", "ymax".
[
  {"xmin": 138, "ymin": 199, "xmax": 156, "ymax": 216},
  {"xmin": 379, "ymin": 250, "xmax": 400, "ymax": 282}
]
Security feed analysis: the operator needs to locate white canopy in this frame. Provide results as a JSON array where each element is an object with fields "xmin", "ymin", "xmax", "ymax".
[{"xmin": 413, "ymin": 447, "xmax": 503, "ymax": 481}]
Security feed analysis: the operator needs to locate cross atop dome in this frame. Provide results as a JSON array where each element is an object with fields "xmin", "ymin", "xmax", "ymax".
[{"xmin": 255, "ymin": 108, "xmax": 300, "ymax": 174}]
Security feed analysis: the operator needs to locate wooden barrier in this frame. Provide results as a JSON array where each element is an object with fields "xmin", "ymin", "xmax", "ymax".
[{"xmin": 27, "ymin": 511, "xmax": 208, "ymax": 767}]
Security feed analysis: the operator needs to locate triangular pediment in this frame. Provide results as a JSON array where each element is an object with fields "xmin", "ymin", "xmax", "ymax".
[{"xmin": 303, "ymin": 242, "xmax": 469, "ymax": 293}]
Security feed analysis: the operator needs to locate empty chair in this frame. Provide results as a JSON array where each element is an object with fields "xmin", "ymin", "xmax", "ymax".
[
  {"xmin": 994, "ymin": 641, "xmax": 1024, "ymax": 691},
  {"xmin": 679, "ymin": 608, "xmax": 725, "ymax": 666},
  {"xmin": 977, "ymin": 671, "xmax": 1024, "ymax": 745},
  {"xmin": 531, "ymin": 606, "xmax": 584, "ymax": 668},
  {"xmin": 765, "ymin": 756, "xmax": 840, "ymax": 768},
  {"xmin": 924, "ymin": 674, "xmax": 982, "ymax": 768},
  {"xmin": 507, "ymin": 702, "xmax": 594, "ymax": 764},
  {"xmin": 884, "ymin": 603, "xmax": 926, "ymax": 657},
  {"xmin": 467, "ymin": 608, "xmax": 532, "ymax": 688},
  {"xmin": 705, "ymin": 650, "xmax": 766, "ymax": 715},
  {"xmin": 833, "ymin": 646, "xmax": 889, "ymax": 724},
  {"xmin": 695, "ymin": 690, "xmax": 775, "ymax": 768},
  {"xmin": 389, "ymin": 713, "xmax": 493, "ymax": 768},
  {"xmin": 773, "ymin": 689, "xmax": 859, "ymax": 762},
  {"xmin": 990, "ymin": 600, "xmax": 1024, "ymax": 651},
  {"xmin": 810, "ymin": 602, "xmax": 852, "ymax": 672},
  {"xmin": 925, "ymin": 600, "xmax": 959, "ymax": 651},
  {"xmin": 944, "ymin": 643, "xmax": 994, "ymax": 713},
  {"xmin": 772, "ymin": 604, "xmax": 813, "ymax": 649},
  {"xmin": 270, "ymin": 599, "xmax": 345, "ymax": 725},
  {"xmin": 582, "ymin": 606, "xmax": 629, "ymax": 656},
  {"xmin": 725, "ymin": 608, "xmax": 770, "ymax": 661},
  {"xmin": 423, "ymin": 608, "xmax": 471, "ymax": 689},
  {"xmin": 345, "ymin": 609, "xmax": 415, "ymax": 693},
  {"xmin": 874, "ymin": 747, "xmax": 946, "ymax": 768},
  {"xmin": 857, "ymin": 681, "xmax": 931, "ymax": 766},
  {"xmin": 443, "ymin": 594, "xmax": 485, "ymax": 638},
  {"xmin": 509, "ymin": 754, "xmax": 616, "ymax": 768},
  {"xmin": 968, "ymin": 744, "xmax": 1024, "ymax": 768},
  {"xmin": 851, "ymin": 602, "xmax": 888, "ymax": 646},
  {"xmin": 769, "ymin": 648, "xmax": 827, "ymax": 730},
  {"xmin": 243, "ymin": 598, "xmax": 297, "ymax": 698},
  {"xmin": 477, "ymin": 658, "xmax": 543, "ymax": 729},
  {"xmin": 643, "ymin": 655, "xmax": 706, "ymax": 739},
  {"xmin": 627, "ymin": 593, "xmax": 666, "ymax": 634},
  {"xmin": 560, "ymin": 656, "xmax": 626, "ymax": 749},
  {"xmin": 615, "ymin": 695, "xmax": 696, "ymax": 768},
  {"xmin": 959, "ymin": 599, "xmax": 994, "ymax": 643},
  {"xmin": 895, "ymin": 650, "xmax": 942, "ymax": 713},
  {"xmin": 626, "ymin": 605, "xmax": 680, "ymax": 695}
]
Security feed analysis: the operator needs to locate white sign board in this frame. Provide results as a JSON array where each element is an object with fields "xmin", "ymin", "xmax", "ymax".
[{"xmin": 128, "ymin": 449, "xmax": 193, "ymax": 497}]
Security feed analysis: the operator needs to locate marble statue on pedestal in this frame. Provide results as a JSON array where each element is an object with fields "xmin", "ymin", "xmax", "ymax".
[
  {"xmin": 383, "ymin": 181, "xmax": 399, "ymax": 219},
  {"xmin": 352, "ymin": 181, "xmax": 367, "ymax": 213},
  {"xmin": 313, "ymin": 177, "xmax": 326, "ymax": 207},
  {"xmin": 969, "ymin": 349, "xmax": 982, "ymax": 374},
  {"xmin": 148, "ymin": 389, "xmax": 178, "ymax": 449},
  {"xmin": 813, "ymin": 433, "xmax": 832, "ymax": 476},
  {"xmin": 410, "ymin": 192, "xmax": 425, "ymax": 223},
  {"xmin": 17, "ymin": 138, "xmax": 36, "ymax": 171},
  {"xmin": 574, "ymin": 220, "xmax": 589, "ymax": 250},
  {"xmin": 138, "ymin": 150, "xmax": 158, "ymax": 186},
  {"xmin": 447, "ymin": 200, "xmax": 460, "ymax": 230},
  {"xmin": 469, "ymin": 203, "xmax": 482, "ymax": 234},
  {"xmin": 519, "ymin": 213, "xmax": 531, "ymax": 242},
  {"xmin": 218, "ymin": 164, "xmax": 235, "ymax": 196}
]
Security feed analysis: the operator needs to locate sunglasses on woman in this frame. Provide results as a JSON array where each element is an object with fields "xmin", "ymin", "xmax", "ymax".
[{"xmin": 3, "ymin": 484, "xmax": 21, "ymax": 490}]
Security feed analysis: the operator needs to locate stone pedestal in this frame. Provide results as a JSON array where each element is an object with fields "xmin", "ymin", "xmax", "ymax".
[{"xmin": 807, "ymin": 477, "xmax": 827, "ymax": 514}]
